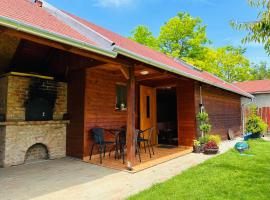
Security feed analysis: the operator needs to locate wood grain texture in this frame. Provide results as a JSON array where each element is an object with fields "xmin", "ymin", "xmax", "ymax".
[
  {"xmin": 195, "ymin": 83, "xmax": 242, "ymax": 139},
  {"xmin": 126, "ymin": 66, "xmax": 136, "ymax": 169},
  {"xmin": 83, "ymin": 67, "xmax": 128, "ymax": 158},
  {"xmin": 66, "ymin": 69, "xmax": 86, "ymax": 158},
  {"xmin": 177, "ymin": 79, "xmax": 196, "ymax": 146},
  {"xmin": 140, "ymin": 85, "xmax": 157, "ymax": 144}
]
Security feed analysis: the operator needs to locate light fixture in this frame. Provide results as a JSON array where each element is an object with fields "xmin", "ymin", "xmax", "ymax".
[{"xmin": 140, "ymin": 70, "xmax": 149, "ymax": 75}]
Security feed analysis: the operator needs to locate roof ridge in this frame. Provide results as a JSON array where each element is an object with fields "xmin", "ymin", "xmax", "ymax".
[{"xmin": 40, "ymin": 0, "xmax": 115, "ymax": 51}]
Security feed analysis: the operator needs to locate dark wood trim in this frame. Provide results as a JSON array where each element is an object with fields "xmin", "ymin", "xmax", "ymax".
[
  {"xmin": 2, "ymin": 28, "xmax": 131, "ymax": 66},
  {"xmin": 126, "ymin": 65, "xmax": 136, "ymax": 170}
]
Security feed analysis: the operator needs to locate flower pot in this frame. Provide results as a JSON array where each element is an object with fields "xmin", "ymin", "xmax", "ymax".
[
  {"xmin": 193, "ymin": 146, "xmax": 201, "ymax": 153},
  {"xmin": 250, "ymin": 134, "xmax": 262, "ymax": 139},
  {"xmin": 204, "ymin": 147, "xmax": 219, "ymax": 154}
]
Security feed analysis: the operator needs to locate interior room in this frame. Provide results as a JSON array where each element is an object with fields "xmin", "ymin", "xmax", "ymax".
[{"xmin": 156, "ymin": 87, "xmax": 178, "ymax": 146}]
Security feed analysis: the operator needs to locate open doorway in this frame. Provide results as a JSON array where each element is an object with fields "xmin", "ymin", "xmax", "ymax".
[{"xmin": 156, "ymin": 87, "xmax": 178, "ymax": 146}]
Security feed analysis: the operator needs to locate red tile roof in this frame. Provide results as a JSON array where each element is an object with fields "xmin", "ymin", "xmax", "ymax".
[
  {"xmin": 0, "ymin": 0, "xmax": 252, "ymax": 98},
  {"xmin": 233, "ymin": 80, "xmax": 270, "ymax": 94},
  {"xmin": 68, "ymin": 13, "xmax": 251, "ymax": 97},
  {"xmin": 0, "ymin": 0, "xmax": 95, "ymax": 45}
]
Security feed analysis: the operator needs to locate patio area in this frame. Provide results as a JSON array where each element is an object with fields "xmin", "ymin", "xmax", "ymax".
[
  {"xmin": 0, "ymin": 139, "xmax": 239, "ymax": 200},
  {"xmin": 87, "ymin": 145, "xmax": 193, "ymax": 172}
]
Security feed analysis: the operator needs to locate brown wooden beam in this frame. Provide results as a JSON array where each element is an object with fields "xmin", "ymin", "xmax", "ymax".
[
  {"xmin": 2, "ymin": 28, "xmax": 131, "ymax": 66},
  {"xmin": 126, "ymin": 65, "xmax": 136, "ymax": 170},
  {"xmin": 119, "ymin": 65, "xmax": 130, "ymax": 79}
]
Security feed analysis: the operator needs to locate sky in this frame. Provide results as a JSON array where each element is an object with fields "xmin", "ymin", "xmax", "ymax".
[{"xmin": 46, "ymin": 0, "xmax": 270, "ymax": 64}]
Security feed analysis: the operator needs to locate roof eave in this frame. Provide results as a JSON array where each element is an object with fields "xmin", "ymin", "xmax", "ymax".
[
  {"xmin": 114, "ymin": 46, "xmax": 254, "ymax": 98},
  {"xmin": 0, "ymin": 16, "xmax": 117, "ymax": 58}
]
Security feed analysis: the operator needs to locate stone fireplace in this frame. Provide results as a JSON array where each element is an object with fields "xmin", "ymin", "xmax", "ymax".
[{"xmin": 0, "ymin": 72, "xmax": 68, "ymax": 167}]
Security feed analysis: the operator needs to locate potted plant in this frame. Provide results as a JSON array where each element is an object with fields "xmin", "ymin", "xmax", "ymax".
[
  {"xmin": 245, "ymin": 106, "xmax": 268, "ymax": 138},
  {"xmin": 197, "ymin": 111, "xmax": 212, "ymax": 137},
  {"xmin": 193, "ymin": 140, "xmax": 201, "ymax": 153},
  {"xmin": 204, "ymin": 140, "xmax": 219, "ymax": 154}
]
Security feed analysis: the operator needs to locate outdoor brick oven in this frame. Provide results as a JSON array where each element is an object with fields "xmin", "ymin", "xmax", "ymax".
[{"xmin": 0, "ymin": 72, "xmax": 68, "ymax": 167}]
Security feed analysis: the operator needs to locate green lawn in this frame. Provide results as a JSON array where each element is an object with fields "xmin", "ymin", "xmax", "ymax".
[{"xmin": 129, "ymin": 139, "xmax": 270, "ymax": 200}]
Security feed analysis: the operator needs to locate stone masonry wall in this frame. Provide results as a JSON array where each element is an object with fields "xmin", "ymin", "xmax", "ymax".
[
  {"xmin": 2, "ymin": 123, "xmax": 66, "ymax": 167},
  {"xmin": 0, "ymin": 127, "xmax": 5, "ymax": 167},
  {"xmin": 6, "ymin": 75, "xmax": 67, "ymax": 121},
  {"xmin": 0, "ymin": 76, "xmax": 8, "ymax": 116}
]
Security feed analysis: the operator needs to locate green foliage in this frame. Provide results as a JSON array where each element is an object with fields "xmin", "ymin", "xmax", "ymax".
[
  {"xmin": 231, "ymin": 0, "xmax": 270, "ymax": 55},
  {"xmin": 208, "ymin": 134, "xmax": 221, "ymax": 145},
  {"xmin": 251, "ymin": 61, "xmax": 270, "ymax": 80},
  {"xmin": 199, "ymin": 123, "xmax": 212, "ymax": 133},
  {"xmin": 129, "ymin": 11, "xmax": 259, "ymax": 83},
  {"xmin": 196, "ymin": 111, "xmax": 209, "ymax": 122},
  {"xmin": 158, "ymin": 12, "xmax": 210, "ymax": 60},
  {"xmin": 198, "ymin": 134, "xmax": 221, "ymax": 145},
  {"xmin": 193, "ymin": 140, "xmax": 201, "ymax": 147},
  {"xmin": 129, "ymin": 25, "xmax": 159, "ymax": 50},
  {"xmin": 198, "ymin": 134, "xmax": 211, "ymax": 144},
  {"xmin": 246, "ymin": 106, "xmax": 268, "ymax": 135}
]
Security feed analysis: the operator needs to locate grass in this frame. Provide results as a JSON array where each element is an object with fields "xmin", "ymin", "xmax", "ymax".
[{"xmin": 128, "ymin": 139, "xmax": 270, "ymax": 200}]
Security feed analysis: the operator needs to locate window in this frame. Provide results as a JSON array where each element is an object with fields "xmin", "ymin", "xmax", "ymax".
[
  {"xmin": 146, "ymin": 95, "xmax": 150, "ymax": 118},
  {"xmin": 115, "ymin": 84, "xmax": 127, "ymax": 111}
]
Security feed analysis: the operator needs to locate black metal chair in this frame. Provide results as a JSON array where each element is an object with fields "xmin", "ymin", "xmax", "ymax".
[
  {"xmin": 89, "ymin": 128, "xmax": 115, "ymax": 164},
  {"xmin": 137, "ymin": 127, "xmax": 155, "ymax": 158},
  {"xmin": 119, "ymin": 129, "xmax": 142, "ymax": 163}
]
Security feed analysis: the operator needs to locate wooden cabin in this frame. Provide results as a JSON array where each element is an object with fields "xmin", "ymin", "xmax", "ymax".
[{"xmin": 0, "ymin": 0, "xmax": 253, "ymax": 170}]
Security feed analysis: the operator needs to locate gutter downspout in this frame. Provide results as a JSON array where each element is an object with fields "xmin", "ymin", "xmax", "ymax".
[{"xmin": 199, "ymin": 84, "xmax": 205, "ymax": 137}]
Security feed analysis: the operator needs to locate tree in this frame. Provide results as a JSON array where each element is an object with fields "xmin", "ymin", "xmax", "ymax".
[
  {"xmin": 129, "ymin": 25, "xmax": 159, "ymax": 50},
  {"xmin": 158, "ymin": 12, "xmax": 211, "ymax": 61},
  {"xmin": 129, "ymin": 12, "xmax": 255, "ymax": 83},
  {"xmin": 251, "ymin": 61, "xmax": 270, "ymax": 79},
  {"xmin": 231, "ymin": 0, "xmax": 270, "ymax": 55},
  {"xmin": 190, "ymin": 46, "xmax": 253, "ymax": 83}
]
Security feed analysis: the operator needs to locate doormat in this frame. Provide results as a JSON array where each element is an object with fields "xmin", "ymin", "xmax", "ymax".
[{"xmin": 157, "ymin": 144, "xmax": 177, "ymax": 149}]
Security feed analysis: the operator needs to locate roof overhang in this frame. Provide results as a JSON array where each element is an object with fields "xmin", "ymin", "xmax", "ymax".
[
  {"xmin": 114, "ymin": 46, "xmax": 254, "ymax": 99},
  {"xmin": 0, "ymin": 16, "xmax": 117, "ymax": 58}
]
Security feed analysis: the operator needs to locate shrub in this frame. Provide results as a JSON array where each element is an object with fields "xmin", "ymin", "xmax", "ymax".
[
  {"xmin": 199, "ymin": 124, "xmax": 212, "ymax": 133},
  {"xmin": 245, "ymin": 106, "xmax": 268, "ymax": 135},
  {"xmin": 199, "ymin": 134, "xmax": 221, "ymax": 145},
  {"xmin": 198, "ymin": 135, "xmax": 211, "ymax": 144},
  {"xmin": 197, "ymin": 111, "xmax": 212, "ymax": 135},
  {"xmin": 208, "ymin": 134, "xmax": 221, "ymax": 145},
  {"xmin": 197, "ymin": 112, "xmax": 209, "ymax": 121},
  {"xmin": 193, "ymin": 140, "xmax": 201, "ymax": 147}
]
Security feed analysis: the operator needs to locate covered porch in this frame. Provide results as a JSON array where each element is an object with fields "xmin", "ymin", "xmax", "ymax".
[{"xmin": 75, "ymin": 63, "xmax": 197, "ymax": 171}]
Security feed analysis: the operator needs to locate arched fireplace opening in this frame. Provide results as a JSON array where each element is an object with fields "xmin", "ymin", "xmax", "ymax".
[{"xmin": 25, "ymin": 143, "xmax": 49, "ymax": 163}]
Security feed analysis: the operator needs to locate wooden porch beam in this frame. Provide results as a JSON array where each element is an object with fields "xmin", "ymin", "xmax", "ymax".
[
  {"xmin": 119, "ymin": 65, "xmax": 130, "ymax": 79},
  {"xmin": 2, "ymin": 28, "xmax": 131, "ymax": 66},
  {"xmin": 126, "ymin": 65, "xmax": 136, "ymax": 170}
]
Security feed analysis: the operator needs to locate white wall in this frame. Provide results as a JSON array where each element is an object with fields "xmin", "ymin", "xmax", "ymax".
[{"xmin": 241, "ymin": 93, "xmax": 270, "ymax": 107}]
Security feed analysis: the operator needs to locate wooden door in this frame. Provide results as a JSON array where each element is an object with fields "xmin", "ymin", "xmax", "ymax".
[{"xmin": 140, "ymin": 85, "xmax": 157, "ymax": 144}]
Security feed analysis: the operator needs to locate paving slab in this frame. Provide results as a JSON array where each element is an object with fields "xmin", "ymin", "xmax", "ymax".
[{"xmin": 0, "ymin": 139, "xmax": 239, "ymax": 200}]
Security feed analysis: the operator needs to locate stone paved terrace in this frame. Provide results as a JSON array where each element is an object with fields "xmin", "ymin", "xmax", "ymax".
[{"xmin": 0, "ymin": 139, "xmax": 239, "ymax": 200}]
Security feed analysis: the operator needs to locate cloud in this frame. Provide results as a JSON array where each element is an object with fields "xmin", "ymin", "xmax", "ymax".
[{"xmin": 94, "ymin": 0, "xmax": 133, "ymax": 7}]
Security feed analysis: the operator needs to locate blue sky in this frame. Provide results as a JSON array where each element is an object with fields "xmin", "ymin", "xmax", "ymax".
[{"xmin": 47, "ymin": 0, "xmax": 269, "ymax": 64}]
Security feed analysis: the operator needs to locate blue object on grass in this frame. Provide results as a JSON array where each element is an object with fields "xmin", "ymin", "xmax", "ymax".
[
  {"xmin": 235, "ymin": 142, "xmax": 249, "ymax": 153},
  {"xmin": 244, "ymin": 133, "xmax": 252, "ymax": 141}
]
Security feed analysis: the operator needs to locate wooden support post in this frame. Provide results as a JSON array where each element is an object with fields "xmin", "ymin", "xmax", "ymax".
[{"xmin": 126, "ymin": 65, "xmax": 136, "ymax": 170}]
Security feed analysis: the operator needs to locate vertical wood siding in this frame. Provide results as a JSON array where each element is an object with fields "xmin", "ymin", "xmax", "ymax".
[
  {"xmin": 195, "ymin": 83, "xmax": 242, "ymax": 140},
  {"xmin": 83, "ymin": 68, "xmax": 128, "ymax": 157},
  {"xmin": 177, "ymin": 79, "xmax": 196, "ymax": 146}
]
